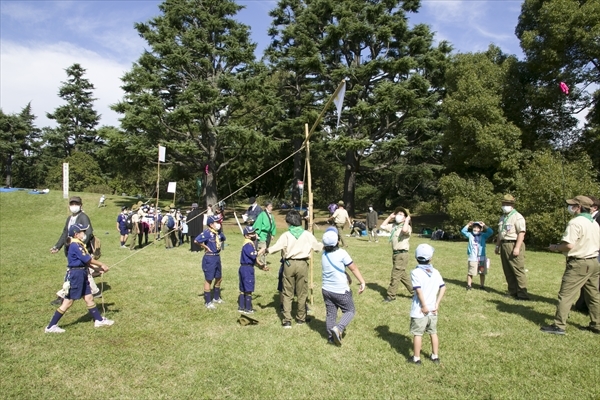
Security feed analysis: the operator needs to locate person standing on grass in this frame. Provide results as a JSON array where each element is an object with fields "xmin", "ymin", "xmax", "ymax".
[
  {"xmin": 574, "ymin": 195, "xmax": 600, "ymax": 313},
  {"xmin": 495, "ymin": 194, "xmax": 529, "ymax": 300},
  {"xmin": 238, "ymin": 226, "xmax": 269, "ymax": 314},
  {"xmin": 259, "ymin": 210, "xmax": 322, "ymax": 328},
  {"xmin": 542, "ymin": 195, "xmax": 600, "ymax": 335},
  {"xmin": 321, "ymin": 227, "xmax": 366, "ymax": 346},
  {"xmin": 329, "ymin": 201, "xmax": 352, "ymax": 247},
  {"xmin": 366, "ymin": 205, "xmax": 379, "ymax": 242},
  {"xmin": 461, "ymin": 221, "xmax": 494, "ymax": 291},
  {"xmin": 187, "ymin": 203, "xmax": 203, "ymax": 252},
  {"xmin": 45, "ymin": 224, "xmax": 114, "ymax": 333},
  {"xmin": 407, "ymin": 244, "xmax": 446, "ymax": 365},
  {"xmin": 380, "ymin": 206, "xmax": 413, "ymax": 302},
  {"xmin": 195, "ymin": 215, "xmax": 226, "ymax": 310},
  {"xmin": 253, "ymin": 201, "xmax": 277, "ymax": 266},
  {"xmin": 117, "ymin": 206, "xmax": 129, "ymax": 248}
]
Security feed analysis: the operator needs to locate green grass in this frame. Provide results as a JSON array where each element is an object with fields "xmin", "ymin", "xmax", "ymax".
[{"xmin": 1, "ymin": 190, "xmax": 599, "ymax": 399}]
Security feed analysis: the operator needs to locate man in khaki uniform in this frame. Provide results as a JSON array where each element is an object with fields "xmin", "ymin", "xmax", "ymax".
[
  {"xmin": 329, "ymin": 201, "xmax": 351, "ymax": 247},
  {"xmin": 260, "ymin": 210, "xmax": 323, "ymax": 328},
  {"xmin": 128, "ymin": 204, "xmax": 141, "ymax": 250},
  {"xmin": 542, "ymin": 195, "xmax": 600, "ymax": 335},
  {"xmin": 495, "ymin": 194, "xmax": 529, "ymax": 300},
  {"xmin": 380, "ymin": 206, "xmax": 413, "ymax": 302}
]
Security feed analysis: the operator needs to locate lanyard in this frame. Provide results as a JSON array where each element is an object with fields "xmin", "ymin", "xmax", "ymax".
[{"xmin": 501, "ymin": 210, "xmax": 516, "ymax": 233}]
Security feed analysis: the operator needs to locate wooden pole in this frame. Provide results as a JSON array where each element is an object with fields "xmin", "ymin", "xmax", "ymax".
[
  {"xmin": 301, "ymin": 79, "xmax": 346, "ymax": 149},
  {"xmin": 306, "ymin": 123, "xmax": 315, "ymax": 307},
  {"xmin": 155, "ymin": 145, "xmax": 161, "ymax": 241}
]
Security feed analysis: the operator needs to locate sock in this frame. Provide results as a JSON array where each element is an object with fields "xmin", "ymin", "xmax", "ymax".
[
  {"xmin": 88, "ymin": 306, "xmax": 103, "ymax": 321},
  {"xmin": 245, "ymin": 294, "xmax": 252, "ymax": 311},
  {"xmin": 431, "ymin": 354, "xmax": 439, "ymax": 360},
  {"xmin": 413, "ymin": 356, "xmax": 420, "ymax": 361},
  {"xmin": 213, "ymin": 287, "xmax": 221, "ymax": 301},
  {"xmin": 238, "ymin": 294, "xmax": 244, "ymax": 309},
  {"xmin": 204, "ymin": 291, "xmax": 212, "ymax": 304},
  {"xmin": 48, "ymin": 309, "xmax": 65, "ymax": 328}
]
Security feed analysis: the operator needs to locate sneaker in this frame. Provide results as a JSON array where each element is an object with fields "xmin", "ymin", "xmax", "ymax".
[
  {"xmin": 94, "ymin": 318, "xmax": 114, "ymax": 328},
  {"xmin": 282, "ymin": 321, "xmax": 292, "ymax": 329},
  {"xmin": 578, "ymin": 325, "xmax": 600, "ymax": 334},
  {"xmin": 406, "ymin": 356, "xmax": 422, "ymax": 365},
  {"xmin": 479, "ymin": 286, "xmax": 488, "ymax": 292},
  {"xmin": 430, "ymin": 356, "xmax": 441, "ymax": 364},
  {"xmin": 212, "ymin": 298, "xmax": 224, "ymax": 304},
  {"xmin": 383, "ymin": 297, "xmax": 396, "ymax": 303},
  {"xmin": 296, "ymin": 318, "xmax": 309, "ymax": 325},
  {"xmin": 120, "ymin": 245, "xmax": 127, "ymax": 248},
  {"xmin": 205, "ymin": 302, "xmax": 217, "ymax": 310},
  {"xmin": 540, "ymin": 325, "xmax": 565, "ymax": 335},
  {"xmin": 50, "ymin": 297, "xmax": 63, "ymax": 306},
  {"xmin": 466, "ymin": 285, "xmax": 472, "ymax": 291},
  {"xmin": 331, "ymin": 326, "xmax": 342, "ymax": 347},
  {"xmin": 244, "ymin": 309, "xmax": 255, "ymax": 315},
  {"xmin": 237, "ymin": 308, "xmax": 246, "ymax": 313},
  {"xmin": 93, "ymin": 291, "xmax": 103, "ymax": 299},
  {"xmin": 45, "ymin": 325, "xmax": 65, "ymax": 333},
  {"xmin": 327, "ymin": 337, "xmax": 335, "ymax": 345}
]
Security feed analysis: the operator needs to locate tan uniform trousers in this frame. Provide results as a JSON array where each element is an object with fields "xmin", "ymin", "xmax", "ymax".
[
  {"xmin": 335, "ymin": 224, "xmax": 347, "ymax": 247},
  {"xmin": 282, "ymin": 259, "xmax": 309, "ymax": 323},
  {"xmin": 500, "ymin": 241, "xmax": 528, "ymax": 299},
  {"xmin": 554, "ymin": 257, "xmax": 600, "ymax": 330},
  {"xmin": 387, "ymin": 251, "xmax": 413, "ymax": 299}
]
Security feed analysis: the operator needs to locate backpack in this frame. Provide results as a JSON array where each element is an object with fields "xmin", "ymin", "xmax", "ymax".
[
  {"xmin": 126, "ymin": 214, "xmax": 133, "ymax": 229},
  {"xmin": 166, "ymin": 215, "xmax": 175, "ymax": 229}
]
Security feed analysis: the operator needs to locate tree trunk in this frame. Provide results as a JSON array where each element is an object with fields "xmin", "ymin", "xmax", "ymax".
[
  {"xmin": 343, "ymin": 150, "xmax": 358, "ymax": 217},
  {"xmin": 5, "ymin": 154, "xmax": 12, "ymax": 187},
  {"xmin": 205, "ymin": 124, "xmax": 218, "ymax": 208}
]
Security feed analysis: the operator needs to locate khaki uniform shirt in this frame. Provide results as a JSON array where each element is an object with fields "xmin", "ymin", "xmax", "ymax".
[
  {"xmin": 561, "ymin": 215, "xmax": 600, "ymax": 259},
  {"xmin": 380, "ymin": 222, "xmax": 412, "ymax": 251},
  {"xmin": 332, "ymin": 208, "xmax": 349, "ymax": 225},
  {"xmin": 498, "ymin": 210, "xmax": 526, "ymax": 241},
  {"xmin": 268, "ymin": 231, "xmax": 323, "ymax": 259}
]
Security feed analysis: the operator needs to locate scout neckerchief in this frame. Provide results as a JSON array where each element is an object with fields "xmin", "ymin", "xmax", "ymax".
[
  {"xmin": 209, "ymin": 227, "xmax": 221, "ymax": 251},
  {"xmin": 501, "ymin": 209, "xmax": 516, "ymax": 233},
  {"xmin": 417, "ymin": 263, "xmax": 433, "ymax": 277},
  {"xmin": 472, "ymin": 232, "xmax": 481, "ymax": 256},
  {"xmin": 288, "ymin": 225, "xmax": 304, "ymax": 239},
  {"xmin": 71, "ymin": 237, "xmax": 89, "ymax": 255},
  {"xmin": 389, "ymin": 222, "xmax": 404, "ymax": 243},
  {"xmin": 243, "ymin": 238, "xmax": 257, "ymax": 257},
  {"xmin": 576, "ymin": 212, "xmax": 593, "ymax": 222}
]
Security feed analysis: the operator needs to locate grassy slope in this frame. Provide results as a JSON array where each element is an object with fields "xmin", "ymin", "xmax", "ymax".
[{"xmin": 0, "ymin": 191, "xmax": 598, "ymax": 399}]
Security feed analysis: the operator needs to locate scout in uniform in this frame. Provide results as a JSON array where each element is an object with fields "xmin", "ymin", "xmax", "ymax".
[
  {"xmin": 253, "ymin": 201, "xmax": 277, "ymax": 266},
  {"xmin": 380, "ymin": 206, "xmax": 413, "ymax": 302},
  {"xmin": 542, "ymin": 195, "xmax": 600, "ymax": 334},
  {"xmin": 195, "ymin": 216, "xmax": 226, "ymax": 309},
  {"xmin": 238, "ymin": 226, "xmax": 269, "ymax": 314},
  {"xmin": 329, "ymin": 201, "xmax": 351, "ymax": 247},
  {"xmin": 494, "ymin": 194, "xmax": 529, "ymax": 300}
]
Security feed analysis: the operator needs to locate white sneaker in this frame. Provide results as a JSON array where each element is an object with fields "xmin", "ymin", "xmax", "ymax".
[
  {"xmin": 205, "ymin": 302, "xmax": 217, "ymax": 310},
  {"xmin": 212, "ymin": 298, "xmax": 224, "ymax": 304},
  {"xmin": 45, "ymin": 325, "xmax": 65, "ymax": 333},
  {"xmin": 94, "ymin": 318, "xmax": 115, "ymax": 328}
]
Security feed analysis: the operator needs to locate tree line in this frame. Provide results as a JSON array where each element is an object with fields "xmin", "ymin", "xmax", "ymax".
[{"xmin": 1, "ymin": 0, "xmax": 599, "ymax": 245}]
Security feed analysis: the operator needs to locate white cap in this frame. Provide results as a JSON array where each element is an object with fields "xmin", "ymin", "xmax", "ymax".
[
  {"xmin": 322, "ymin": 230, "xmax": 339, "ymax": 246},
  {"xmin": 415, "ymin": 243, "xmax": 434, "ymax": 263}
]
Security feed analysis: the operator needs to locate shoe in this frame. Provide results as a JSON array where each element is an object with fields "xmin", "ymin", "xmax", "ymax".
[
  {"xmin": 466, "ymin": 285, "xmax": 472, "ymax": 291},
  {"xmin": 479, "ymin": 286, "xmax": 488, "ymax": 292},
  {"xmin": 93, "ymin": 292, "xmax": 103, "ymax": 299},
  {"xmin": 406, "ymin": 356, "xmax": 422, "ymax": 365},
  {"xmin": 45, "ymin": 325, "xmax": 65, "ymax": 333},
  {"xmin": 430, "ymin": 356, "xmax": 441, "ymax": 364},
  {"xmin": 579, "ymin": 325, "xmax": 600, "ymax": 334},
  {"xmin": 296, "ymin": 318, "xmax": 310, "ymax": 325},
  {"xmin": 213, "ymin": 298, "xmax": 224, "ymax": 304},
  {"xmin": 331, "ymin": 326, "xmax": 342, "ymax": 347},
  {"xmin": 237, "ymin": 308, "xmax": 246, "ymax": 313},
  {"xmin": 205, "ymin": 302, "xmax": 217, "ymax": 310},
  {"xmin": 94, "ymin": 318, "xmax": 114, "ymax": 328},
  {"xmin": 50, "ymin": 297, "xmax": 63, "ymax": 306},
  {"xmin": 540, "ymin": 325, "xmax": 565, "ymax": 335},
  {"xmin": 120, "ymin": 245, "xmax": 127, "ymax": 248},
  {"xmin": 244, "ymin": 309, "xmax": 255, "ymax": 315},
  {"xmin": 383, "ymin": 297, "xmax": 396, "ymax": 303},
  {"xmin": 327, "ymin": 337, "xmax": 335, "ymax": 345},
  {"xmin": 282, "ymin": 321, "xmax": 292, "ymax": 329}
]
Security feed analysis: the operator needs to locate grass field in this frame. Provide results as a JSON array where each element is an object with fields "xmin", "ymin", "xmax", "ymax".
[{"xmin": 1, "ymin": 190, "xmax": 598, "ymax": 399}]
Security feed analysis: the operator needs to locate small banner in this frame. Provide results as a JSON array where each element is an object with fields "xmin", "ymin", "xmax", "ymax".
[
  {"xmin": 167, "ymin": 182, "xmax": 177, "ymax": 193},
  {"xmin": 158, "ymin": 145, "xmax": 166, "ymax": 162},
  {"xmin": 62, "ymin": 163, "xmax": 69, "ymax": 199}
]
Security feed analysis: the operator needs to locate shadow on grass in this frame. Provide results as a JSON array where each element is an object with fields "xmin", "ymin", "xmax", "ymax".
[
  {"xmin": 375, "ymin": 325, "xmax": 412, "ymax": 358},
  {"xmin": 488, "ymin": 299, "xmax": 551, "ymax": 326},
  {"xmin": 367, "ymin": 282, "xmax": 388, "ymax": 299},
  {"xmin": 61, "ymin": 302, "xmax": 119, "ymax": 328},
  {"xmin": 306, "ymin": 316, "xmax": 329, "ymax": 340}
]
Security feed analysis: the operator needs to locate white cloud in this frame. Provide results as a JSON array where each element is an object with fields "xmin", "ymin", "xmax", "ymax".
[{"xmin": 1, "ymin": 41, "xmax": 129, "ymax": 128}]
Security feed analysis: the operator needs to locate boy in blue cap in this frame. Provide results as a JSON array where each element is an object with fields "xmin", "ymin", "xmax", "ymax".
[
  {"xmin": 195, "ymin": 215, "xmax": 226, "ymax": 309},
  {"xmin": 45, "ymin": 224, "xmax": 113, "ymax": 333},
  {"xmin": 238, "ymin": 226, "xmax": 269, "ymax": 314},
  {"xmin": 460, "ymin": 221, "xmax": 494, "ymax": 291}
]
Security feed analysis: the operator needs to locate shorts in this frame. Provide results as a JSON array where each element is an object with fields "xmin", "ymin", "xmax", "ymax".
[
  {"xmin": 239, "ymin": 266, "xmax": 255, "ymax": 292},
  {"xmin": 202, "ymin": 256, "xmax": 222, "ymax": 281},
  {"xmin": 66, "ymin": 269, "xmax": 91, "ymax": 300},
  {"xmin": 410, "ymin": 314, "xmax": 438, "ymax": 336},
  {"xmin": 468, "ymin": 259, "xmax": 488, "ymax": 276},
  {"xmin": 119, "ymin": 227, "xmax": 129, "ymax": 235}
]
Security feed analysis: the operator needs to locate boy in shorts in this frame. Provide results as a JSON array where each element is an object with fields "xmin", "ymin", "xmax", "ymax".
[
  {"xmin": 460, "ymin": 221, "xmax": 494, "ymax": 291},
  {"xmin": 238, "ymin": 226, "xmax": 269, "ymax": 314},
  {"xmin": 407, "ymin": 244, "xmax": 446, "ymax": 365},
  {"xmin": 195, "ymin": 216, "xmax": 226, "ymax": 309}
]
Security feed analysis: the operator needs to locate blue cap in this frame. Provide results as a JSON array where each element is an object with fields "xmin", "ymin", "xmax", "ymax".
[
  {"xmin": 322, "ymin": 230, "xmax": 339, "ymax": 246},
  {"xmin": 207, "ymin": 215, "xmax": 218, "ymax": 225},
  {"xmin": 243, "ymin": 226, "xmax": 255, "ymax": 236},
  {"xmin": 68, "ymin": 223, "xmax": 89, "ymax": 237}
]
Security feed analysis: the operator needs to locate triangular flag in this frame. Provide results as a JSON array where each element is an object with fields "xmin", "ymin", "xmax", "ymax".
[
  {"xmin": 333, "ymin": 81, "xmax": 346, "ymax": 129},
  {"xmin": 158, "ymin": 145, "xmax": 166, "ymax": 162}
]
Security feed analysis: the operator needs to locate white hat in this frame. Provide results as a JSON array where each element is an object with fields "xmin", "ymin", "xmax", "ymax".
[
  {"xmin": 322, "ymin": 230, "xmax": 339, "ymax": 246},
  {"xmin": 415, "ymin": 244, "xmax": 434, "ymax": 263}
]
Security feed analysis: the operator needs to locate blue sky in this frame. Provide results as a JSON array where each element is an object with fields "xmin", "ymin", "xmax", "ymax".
[{"xmin": 1, "ymin": 0, "xmax": 525, "ymax": 128}]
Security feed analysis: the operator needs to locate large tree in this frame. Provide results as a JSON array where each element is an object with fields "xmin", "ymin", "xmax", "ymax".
[
  {"xmin": 45, "ymin": 63, "xmax": 101, "ymax": 158},
  {"xmin": 114, "ymin": 0, "xmax": 270, "ymax": 206}
]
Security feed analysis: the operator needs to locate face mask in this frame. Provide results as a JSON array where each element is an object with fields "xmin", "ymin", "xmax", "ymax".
[
  {"xmin": 213, "ymin": 223, "xmax": 221, "ymax": 230},
  {"xmin": 248, "ymin": 235, "xmax": 257, "ymax": 241},
  {"xmin": 567, "ymin": 205, "xmax": 577, "ymax": 215},
  {"xmin": 395, "ymin": 215, "xmax": 405, "ymax": 224},
  {"xmin": 472, "ymin": 230, "xmax": 481, "ymax": 236},
  {"xmin": 501, "ymin": 206, "xmax": 513, "ymax": 214},
  {"xmin": 369, "ymin": 207, "xmax": 373, "ymax": 212},
  {"xmin": 70, "ymin": 205, "xmax": 81, "ymax": 214},
  {"xmin": 81, "ymin": 234, "xmax": 87, "ymax": 242}
]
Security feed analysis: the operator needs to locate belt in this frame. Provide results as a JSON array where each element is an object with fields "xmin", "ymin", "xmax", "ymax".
[
  {"xmin": 287, "ymin": 258, "xmax": 309, "ymax": 261},
  {"xmin": 393, "ymin": 250, "xmax": 408, "ymax": 254},
  {"xmin": 567, "ymin": 256, "xmax": 597, "ymax": 262},
  {"xmin": 240, "ymin": 264, "xmax": 254, "ymax": 267},
  {"xmin": 501, "ymin": 240, "xmax": 516, "ymax": 243},
  {"xmin": 68, "ymin": 267, "xmax": 87, "ymax": 270},
  {"xmin": 205, "ymin": 252, "xmax": 220, "ymax": 256}
]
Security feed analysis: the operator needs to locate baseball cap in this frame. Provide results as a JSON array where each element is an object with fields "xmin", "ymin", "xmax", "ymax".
[
  {"xmin": 68, "ymin": 223, "xmax": 89, "ymax": 237},
  {"xmin": 207, "ymin": 215, "xmax": 218, "ymax": 225},
  {"xmin": 325, "ymin": 226, "xmax": 338, "ymax": 235},
  {"xmin": 415, "ymin": 243, "xmax": 434, "ymax": 263},
  {"xmin": 338, "ymin": 200, "xmax": 345, "ymax": 206},
  {"xmin": 566, "ymin": 195, "xmax": 593, "ymax": 208},
  {"xmin": 69, "ymin": 196, "xmax": 82, "ymax": 204},
  {"xmin": 243, "ymin": 226, "xmax": 256, "ymax": 236},
  {"xmin": 322, "ymin": 230, "xmax": 339, "ymax": 246},
  {"xmin": 191, "ymin": 203, "xmax": 198, "ymax": 208}
]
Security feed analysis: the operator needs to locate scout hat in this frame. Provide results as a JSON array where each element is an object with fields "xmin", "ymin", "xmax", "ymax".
[
  {"xmin": 566, "ymin": 195, "xmax": 593, "ymax": 208},
  {"xmin": 394, "ymin": 206, "xmax": 410, "ymax": 217},
  {"xmin": 207, "ymin": 215, "xmax": 219, "ymax": 225},
  {"xmin": 501, "ymin": 194, "xmax": 516, "ymax": 204},
  {"xmin": 68, "ymin": 223, "xmax": 89, "ymax": 237},
  {"xmin": 69, "ymin": 196, "xmax": 82, "ymax": 204},
  {"xmin": 163, "ymin": 206, "xmax": 171, "ymax": 212},
  {"xmin": 243, "ymin": 226, "xmax": 256, "ymax": 236},
  {"xmin": 132, "ymin": 204, "xmax": 140, "ymax": 211},
  {"xmin": 415, "ymin": 243, "xmax": 434, "ymax": 263},
  {"xmin": 238, "ymin": 314, "xmax": 259, "ymax": 326},
  {"xmin": 338, "ymin": 200, "xmax": 345, "ymax": 206}
]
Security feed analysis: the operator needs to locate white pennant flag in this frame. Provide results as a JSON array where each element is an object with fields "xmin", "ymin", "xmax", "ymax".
[
  {"xmin": 167, "ymin": 182, "xmax": 177, "ymax": 193},
  {"xmin": 333, "ymin": 81, "xmax": 346, "ymax": 129},
  {"xmin": 158, "ymin": 145, "xmax": 166, "ymax": 162}
]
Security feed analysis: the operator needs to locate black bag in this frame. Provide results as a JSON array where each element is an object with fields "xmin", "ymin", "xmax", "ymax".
[{"xmin": 126, "ymin": 214, "xmax": 133, "ymax": 230}]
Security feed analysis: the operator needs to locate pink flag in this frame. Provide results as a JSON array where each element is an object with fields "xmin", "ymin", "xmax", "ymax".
[{"xmin": 560, "ymin": 82, "xmax": 569, "ymax": 95}]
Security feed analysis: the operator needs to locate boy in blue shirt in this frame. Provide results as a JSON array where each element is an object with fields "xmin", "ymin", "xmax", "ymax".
[
  {"xmin": 195, "ymin": 216, "xmax": 226, "ymax": 309},
  {"xmin": 460, "ymin": 221, "xmax": 494, "ymax": 291},
  {"xmin": 238, "ymin": 226, "xmax": 269, "ymax": 314}
]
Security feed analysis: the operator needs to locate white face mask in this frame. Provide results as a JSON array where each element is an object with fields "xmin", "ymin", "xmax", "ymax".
[
  {"xmin": 70, "ymin": 205, "xmax": 81, "ymax": 214},
  {"xmin": 567, "ymin": 205, "xmax": 577, "ymax": 215},
  {"xmin": 213, "ymin": 223, "xmax": 221, "ymax": 230},
  {"xmin": 501, "ymin": 206, "xmax": 513, "ymax": 214},
  {"xmin": 395, "ymin": 215, "xmax": 405, "ymax": 224},
  {"xmin": 369, "ymin": 207, "xmax": 373, "ymax": 212},
  {"xmin": 472, "ymin": 230, "xmax": 481, "ymax": 236}
]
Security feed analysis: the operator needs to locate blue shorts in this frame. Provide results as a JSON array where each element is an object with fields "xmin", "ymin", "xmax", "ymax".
[
  {"xmin": 202, "ymin": 255, "xmax": 222, "ymax": 281},
  {"xmin": 239, "ymin": 265, "xmax": 255, "ymax": 292},
  {"xmin": 66, "ymin": 269, "xmax": 91, "ymax": 300},
  {"xmin": 119, "ymin": 227, "xmax": 129, "ymax": 235}
]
